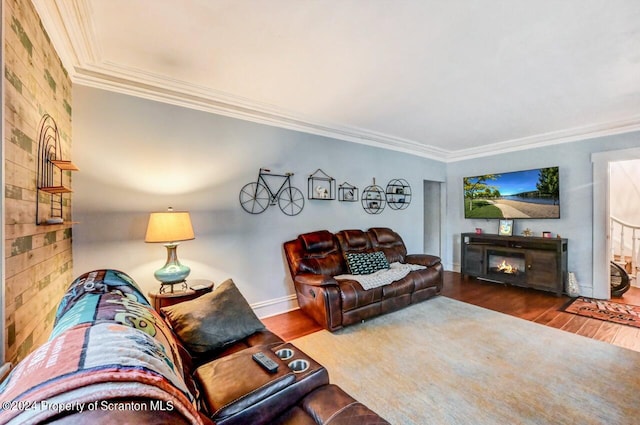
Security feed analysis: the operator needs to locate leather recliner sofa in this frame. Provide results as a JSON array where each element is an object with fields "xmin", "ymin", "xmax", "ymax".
[
  {"xmin": 284, "ymin": 227, "xmax": 443, "ymax": 331},
  {"xmin": 0, "ymin": 270, "xmax": 389, "ymax": 425}
]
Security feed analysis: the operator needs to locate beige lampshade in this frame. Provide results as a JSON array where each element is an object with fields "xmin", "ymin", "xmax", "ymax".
[{"xmin": 145, "ymin": 209, "xmax": 195, "ymax": 243}]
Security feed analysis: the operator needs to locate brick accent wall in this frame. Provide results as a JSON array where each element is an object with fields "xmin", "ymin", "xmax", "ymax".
[{"xmin": 3, "ymin": 0, "xmax": 73, "ymax": 364}]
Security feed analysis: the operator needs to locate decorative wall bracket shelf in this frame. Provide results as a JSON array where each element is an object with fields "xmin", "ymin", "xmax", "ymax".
[
  {"xmin": 50, "ymin": 160, "xmax": 79, "ymax": 171},
  {"xmin": 338, "ymin": 182, "xmax": 359, "ymax": 202},
  {"xmin": 308, "ymin": 169, "xmax": 336, "ymax": 200},
  {"xmin": 36, "ymin": 114, "xmax": 78, "ymax": 225}
]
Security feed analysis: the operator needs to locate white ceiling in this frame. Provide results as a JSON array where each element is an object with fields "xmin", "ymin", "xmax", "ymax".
[{"xmin": 34, "ymin": 0, "xmax": 640, "ymax": 161}]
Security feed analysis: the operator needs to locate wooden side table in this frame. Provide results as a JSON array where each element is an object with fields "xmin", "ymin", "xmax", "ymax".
[{"xmin": 148, "ymin": 279, "xmax": 213, "ymax": 311}]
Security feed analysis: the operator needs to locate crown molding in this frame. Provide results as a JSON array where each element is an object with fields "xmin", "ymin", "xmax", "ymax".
[
  {"xmin": 71, "ymin": 62, "xmax": 640, "ymax": 163},
  {"xmin": 443, "ymin": 116, "xmax": 640, "ymax": 162},
  {"xmin": 32, "ymin": 0, "xmax": 640, "ymax": 164},
  {"xmin": 31, "ymin": 0, "xmax": 98, "ymax": 71},
  {"xmin": 73, "ymin": 62, "xmax": 451, "ymax": 160},
  {"xmin": 32, "ymin": 0, "xmax": 449, "ymax": 160}
]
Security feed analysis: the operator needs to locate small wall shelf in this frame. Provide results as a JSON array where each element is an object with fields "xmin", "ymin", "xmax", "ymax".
[
  {"xmin": 362, "ymin": 178, "xmax": 386, "ymax": 214},
  {"xmin": 308, "ymin": 169, "xmax": 336, "ymax": 200},
  {"xmin": 39, "ymin": 186, "xmax": 72, "ymax": 194},
  {"xmin": 386, "ymin": 178, "xmax": 412, "ymax": 210},
  {"xmin": 50, "ymin": 160, "xmax": 79, "ymax": 171},
  {"xmin": 338, "ymin": 182, "xmax": 359, "ymax": 202},
  {"xmin": 36, "ymin": 114, "xmax": 78, "ymax": 225}
]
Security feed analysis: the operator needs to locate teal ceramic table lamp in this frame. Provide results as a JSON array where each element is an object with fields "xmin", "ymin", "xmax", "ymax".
[{"xmin": 145, "ymin": 207, "xmax": 195, "ymax": 293}]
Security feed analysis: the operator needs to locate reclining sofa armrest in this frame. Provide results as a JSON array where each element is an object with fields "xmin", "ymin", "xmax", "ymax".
[
  {"xmin": 194, "ymin": 347, "xmax": 297, "ymax": 424},
  {"xmin": 293, "ymin": 274, "xmax": 343, "ymax": 332},
  {"xmin": 405, "ymin": 254, "xmax": 442, "ymax": 268},
  {"xmin": 294, "ymin": 273, "xmax": 339, "ymax": 287}
]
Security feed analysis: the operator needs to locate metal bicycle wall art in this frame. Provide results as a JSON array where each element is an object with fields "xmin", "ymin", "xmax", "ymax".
[{"xmin": 239, "ymin": 168, "xmax": 305, "ymax": 216}]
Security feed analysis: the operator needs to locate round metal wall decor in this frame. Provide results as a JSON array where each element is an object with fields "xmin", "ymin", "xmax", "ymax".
[
  {"xmin": 386, "ymin": 179, "xmax": 411, "ymax": 210},
  {"xmin": 362, "ymin": 179, "xmax": 385, "ymax": 214}
]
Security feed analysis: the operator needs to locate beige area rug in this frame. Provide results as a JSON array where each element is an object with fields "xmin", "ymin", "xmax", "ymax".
[{"xmin": 291, "ymin": 297, "xmax": 640, "ymax": 425}]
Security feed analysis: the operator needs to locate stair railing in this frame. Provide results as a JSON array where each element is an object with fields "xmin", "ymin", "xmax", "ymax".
[{"xmin": 610, "ymin": 216, "xmax": 640, "ymax": 280}]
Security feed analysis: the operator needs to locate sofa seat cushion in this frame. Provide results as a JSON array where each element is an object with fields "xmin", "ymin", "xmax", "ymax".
[
  {"xmin": 195, "ymin": 347, "xmax": 296, "ymax": 421},
  {"xmin": 334, "ymin": 263, "xmax": 426, "ymax": 291},
  {"xmin": 192, "ymin": 330, "xmax": 284, "ymax": 367},
  {"xmin": 336, "ymin": 280, "xmax": 382, "ymax": 311},
  {"xmin": 272, "ymin": 406, "xmax": 319, "ymax": 425},
  {"xmin": 381, "ymin": 273, "xmax": 414, "ymax": 299}
]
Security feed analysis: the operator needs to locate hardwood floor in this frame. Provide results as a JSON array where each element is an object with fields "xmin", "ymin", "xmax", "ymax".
[{"xmin": 262, "ymin": 271, "xmax": 640, "ymax": 352}]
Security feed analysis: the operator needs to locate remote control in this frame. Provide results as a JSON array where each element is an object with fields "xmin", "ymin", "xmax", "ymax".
[{"xmin": 252, "ymin": 352, "xmax": 279, "ymax": 373}]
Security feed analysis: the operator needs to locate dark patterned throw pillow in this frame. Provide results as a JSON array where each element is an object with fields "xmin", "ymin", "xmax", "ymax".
[{"xmin": 345, "ymin": 251, "xmax": 390, "ymax": 275}]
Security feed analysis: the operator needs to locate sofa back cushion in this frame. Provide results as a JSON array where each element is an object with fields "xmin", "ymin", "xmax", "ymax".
[
  {"xmin": 300, "ymin": 230, "xmax": 334, "ymax": 252},
  {"xmin": 284, "ymin": 230, "xmax": 346, "ymax": 277},
  {"xmin": 368, "ymin": 227, "xmax": 407, "ymax": 263},
  {"xmin": 335, "ymin": 229, "xmax": 372, "ymax": 254},
  {"xmin": 161, "ymin": 279, "xmax": 265, "ymax": 355}
]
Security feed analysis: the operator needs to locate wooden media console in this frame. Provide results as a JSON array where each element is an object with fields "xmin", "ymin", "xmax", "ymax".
[{"xmin": 461, "ymin": 233, "xmax": 568, "ymax": 296}]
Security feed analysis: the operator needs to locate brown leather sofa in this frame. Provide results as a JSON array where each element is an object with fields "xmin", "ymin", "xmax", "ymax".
[
  {"xmin": 48, "ymin": 330, "xmax": 389, "ymax": 425},
  {"xmin": 284, "ymin": 227, "xmax": 443, "ymax": 331},
  {"xmin": 188, "ymin": 331, "xmax": 390, "ymax": 425},
  {"xmin": 185, "ymin": 330, "xmax": 388, "ymax": 425},
  {"xmin": 0, "ymin": 270, "xmax": 389, "ymax": 425}
]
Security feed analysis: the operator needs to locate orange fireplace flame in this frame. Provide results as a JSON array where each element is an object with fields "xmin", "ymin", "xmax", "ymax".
[{"xmin": 497, "ymin": 260, "xmax": 518, "ymax": 274}]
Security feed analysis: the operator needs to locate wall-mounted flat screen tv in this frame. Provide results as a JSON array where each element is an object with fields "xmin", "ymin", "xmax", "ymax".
[{"xmin": 463, "ymin": 166, "xmax": 560, "ymax": 219}]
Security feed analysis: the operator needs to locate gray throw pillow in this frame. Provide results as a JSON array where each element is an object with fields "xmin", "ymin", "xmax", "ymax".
[{"xmin": 161, "ymin": 279, "xmax": 265, "ymax": 354}]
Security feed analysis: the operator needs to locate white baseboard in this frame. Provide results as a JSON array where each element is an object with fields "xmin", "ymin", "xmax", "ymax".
[
  {"xmin": 577, "ymin": 285, "xmax": 594, "ymax": 298},
  {"xmin": 252, "ymin": 294, "xmax": 299, "ymax": 319}
]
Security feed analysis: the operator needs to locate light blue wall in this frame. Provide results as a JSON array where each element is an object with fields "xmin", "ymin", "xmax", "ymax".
[
  {"xmin": 445, "ymin": 132, "xmax": 640, "ymax": 296},
  {"xmin": 73, "ymin": 85, "xmax": 640, "ymax": 308},
  {"xmin": 72, "ymin": 86, "xmax": 445, "ymax": 315}
]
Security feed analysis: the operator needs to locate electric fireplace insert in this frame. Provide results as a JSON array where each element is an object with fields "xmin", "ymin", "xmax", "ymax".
[{"xmin": 486, "ymin": 249, "xmax": 526, "ymax": 283}]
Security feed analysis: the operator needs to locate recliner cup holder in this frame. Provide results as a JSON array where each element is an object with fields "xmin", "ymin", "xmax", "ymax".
[
  {"xmin": 275, "ymin": 348, "xmax": 294, "ymax": 360},
  {"xmin": 288, "ymin": 359, "xmax": 309, "ymax": 373}
]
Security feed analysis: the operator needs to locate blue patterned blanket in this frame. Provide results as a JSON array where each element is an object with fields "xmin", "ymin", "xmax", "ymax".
[{"xmin": 0, "ymin": 269, "xmax": 202, "ymax": 424}]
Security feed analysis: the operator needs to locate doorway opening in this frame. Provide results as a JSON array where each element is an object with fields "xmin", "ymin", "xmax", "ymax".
[
  {"xmin": 609, "ymin": 159, "xmax": 640, "ymax": 289},
  {"xmin": 423, "ymin": 180, "xmax": 443, "ymax": 257},
  {"xmin": 592, "ymin": 148, "xmax": 640, "ymax": 299}
]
